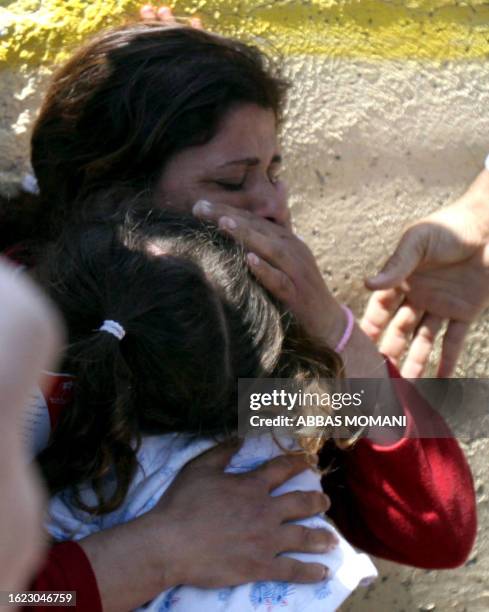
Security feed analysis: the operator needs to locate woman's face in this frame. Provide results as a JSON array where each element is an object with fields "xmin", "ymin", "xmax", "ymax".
[{"xmin": 155, "ymin": 103, "xmax": 290, "ymax": 227}]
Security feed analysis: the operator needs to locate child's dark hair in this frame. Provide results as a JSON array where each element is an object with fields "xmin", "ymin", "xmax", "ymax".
[{"xmin": 37, "ymin": 206, "xmax": 341, "ymax": 515}]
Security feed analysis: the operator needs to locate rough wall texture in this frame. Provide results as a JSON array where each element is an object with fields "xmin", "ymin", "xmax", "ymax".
[{"xmin": 1, "ymin": 1, "xmax": 489, "ymax": 610}]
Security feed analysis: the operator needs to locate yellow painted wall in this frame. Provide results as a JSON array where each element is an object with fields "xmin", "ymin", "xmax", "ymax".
[
  {"xmin": 2, "ymin": 0, "xmax": 489, "ymax": 65},
  {"xmin": 1, "ymin": 1, "xmax": 489, "ymax": 610}
]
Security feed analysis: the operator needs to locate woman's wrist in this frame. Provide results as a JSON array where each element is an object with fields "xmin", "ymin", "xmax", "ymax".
[
  {"xmin": 462, "ymin": 165, "xmax": 489, "ymax": 241},
  {"xmin": 334, "ymin": 305, "xmax": 355, "ymax": 353},
  {"xmin": 140, "ymin": 511, "xmax": 185, "ymax": 588},
  {"xmin": 79, "ymin": 512, "xmax": 180, "ymax": 612},
  {"xmin": 318, "ymin": 297, "xmax": 347, "ymax": 349}
]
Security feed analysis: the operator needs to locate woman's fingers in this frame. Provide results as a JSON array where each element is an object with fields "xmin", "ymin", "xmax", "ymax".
[
  {"xmin": 194, "ymin": 200, "xmax": 276, "ymax": 237},
  {"xmin": 438, "ymin": 320, "xmax": 470, "ymax": 378},
  {"xmin": 193, "ymin": 199, "xmax": 338, "ymax": 344},
  {"xmin": 401, "ymin": 314, "xmax": 443, "ymax": 378},
  {"xmin": 280, "ymin": 524, "xmax": 338, "ymax": 554},
  {"xmin": 360, "ymin": 288, "xmax": 405, "ymax": 343},
  {"xmin": 253, "ymin": 455, "xmax": 312, "ymax": 491},
  {"xmin": 379, "ymin": 304, "xmax": 424, "ymax": 366},
  {"xmin": 185, "ymin": 439, "xmax": 242, "ymax": 471},
  {"xmin": 197, "ymin": 202, "xmax": 308, "ymax": 308},
  {"xmin": 194, "ymin": 199, "xmax": 246, "ymax": 221},
  {"xmin": 273, "ymin": 491, "xmax": 331, "ymax": 522},
  {"xmin": 247, "ymin": 252, "xmax": 297, "ymax": 303},
  {"xmin": 220, "ymin": 216, "xmax": 302, "ymax": 267},
  {"xmin": 271, "ymin": 558, "xmax": 329, "ymax": 583}
]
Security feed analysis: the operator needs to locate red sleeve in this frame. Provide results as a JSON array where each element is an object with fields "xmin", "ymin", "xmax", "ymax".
[
  {"xmin": 26, "ymin": 542, "xmax": 102, "ymax": 612},
  {"xmin": 321, "ymin": 361, "xmax": 477, "ymax": 569},
  {"xmin": 3, "ymin": 243, "xmax": 36, "ymax": 267},
  {"xmin": 43, "ymin": 373, "xmax": 75, "ymax": 430}
]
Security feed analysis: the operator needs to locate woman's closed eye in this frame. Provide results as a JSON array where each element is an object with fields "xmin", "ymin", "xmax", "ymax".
[
  {"xmin": 214, "ymin": 170, "xmax": 281, "ymax": 191},
  {"xmin": 214, "ymin": 178, "xmax": 246, "ymax": 192}
]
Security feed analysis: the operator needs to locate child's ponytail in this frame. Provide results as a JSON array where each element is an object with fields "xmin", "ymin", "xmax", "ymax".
[{"xmin": 39, "ymin": 308, "xmax": 142, "ymax": 514}]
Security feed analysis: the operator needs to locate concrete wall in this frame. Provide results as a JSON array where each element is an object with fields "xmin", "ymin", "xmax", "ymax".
[{"xmin": 1, "ymin": 1, "xmax": 489, "ymax": 610}]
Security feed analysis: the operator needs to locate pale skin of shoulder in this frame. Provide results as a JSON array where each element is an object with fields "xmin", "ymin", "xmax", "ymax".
[{"xmin": 0, "ymin": 260, "xmax": 62, "ymax": 598}]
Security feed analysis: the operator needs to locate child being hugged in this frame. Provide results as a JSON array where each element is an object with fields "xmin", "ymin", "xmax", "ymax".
[{"xmin": 36, "ymin": 208, "xmax": 377, "ymax": 612}]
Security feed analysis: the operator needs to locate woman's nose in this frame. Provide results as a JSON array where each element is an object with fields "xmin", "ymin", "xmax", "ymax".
[{"xmin": 252, "ymin": 181, "xmax": 291, "ymax": 228}]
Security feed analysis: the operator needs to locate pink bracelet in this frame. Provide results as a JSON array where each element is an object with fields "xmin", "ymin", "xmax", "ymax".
[{"xmin": 335, "ymin": 304, "xmax": 355, "ymax": 353}]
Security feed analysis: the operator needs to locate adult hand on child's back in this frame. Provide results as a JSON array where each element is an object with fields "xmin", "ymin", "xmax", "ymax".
[
  {"xmin": 151, "ymin": 442, "xmax": 335, "ymax": 588},
  {"xmin": 193, "ymin": 200, "xmax": 345, "ymax": 350}
]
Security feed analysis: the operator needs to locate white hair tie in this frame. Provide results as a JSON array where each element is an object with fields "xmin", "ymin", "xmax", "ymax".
[{"xmin": 98, "ymin": 320, "xmax": 126, "ymax": 340}]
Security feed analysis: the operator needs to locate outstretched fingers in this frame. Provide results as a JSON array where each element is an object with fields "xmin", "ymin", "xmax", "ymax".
[
  {"xmin": 438, "ymin": 320, "xmax": 470, "ymax": 378},
  {"xmin": 378, "ymin": 303, "xmax": 424, "ymax": 366},
  {"xmin": 360, "ymin": 287, "xmax": 405, "ymax": 343},
  {"xmin": 401, "ymin": 314, "xmax": 443, "ymax": 378}
]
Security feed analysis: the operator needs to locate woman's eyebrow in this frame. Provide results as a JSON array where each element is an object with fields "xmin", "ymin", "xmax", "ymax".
[{"xmin": 218, "ymin": 154, "xmax": 282, "ymax": 168}]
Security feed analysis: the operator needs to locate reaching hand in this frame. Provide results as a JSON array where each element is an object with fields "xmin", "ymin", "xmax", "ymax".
[{"xmin": 361, "ymin": 169, "xmax": 489, "ymax": 378}]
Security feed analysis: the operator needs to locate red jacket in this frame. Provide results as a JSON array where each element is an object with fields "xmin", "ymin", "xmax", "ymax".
[
  {"xmin": 27, "ymin": 363, "xmax": 476, "ymax": 611},
  {"xmin": 321, "ymin": 361, "xmax": 476, "ymax": 569}
]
